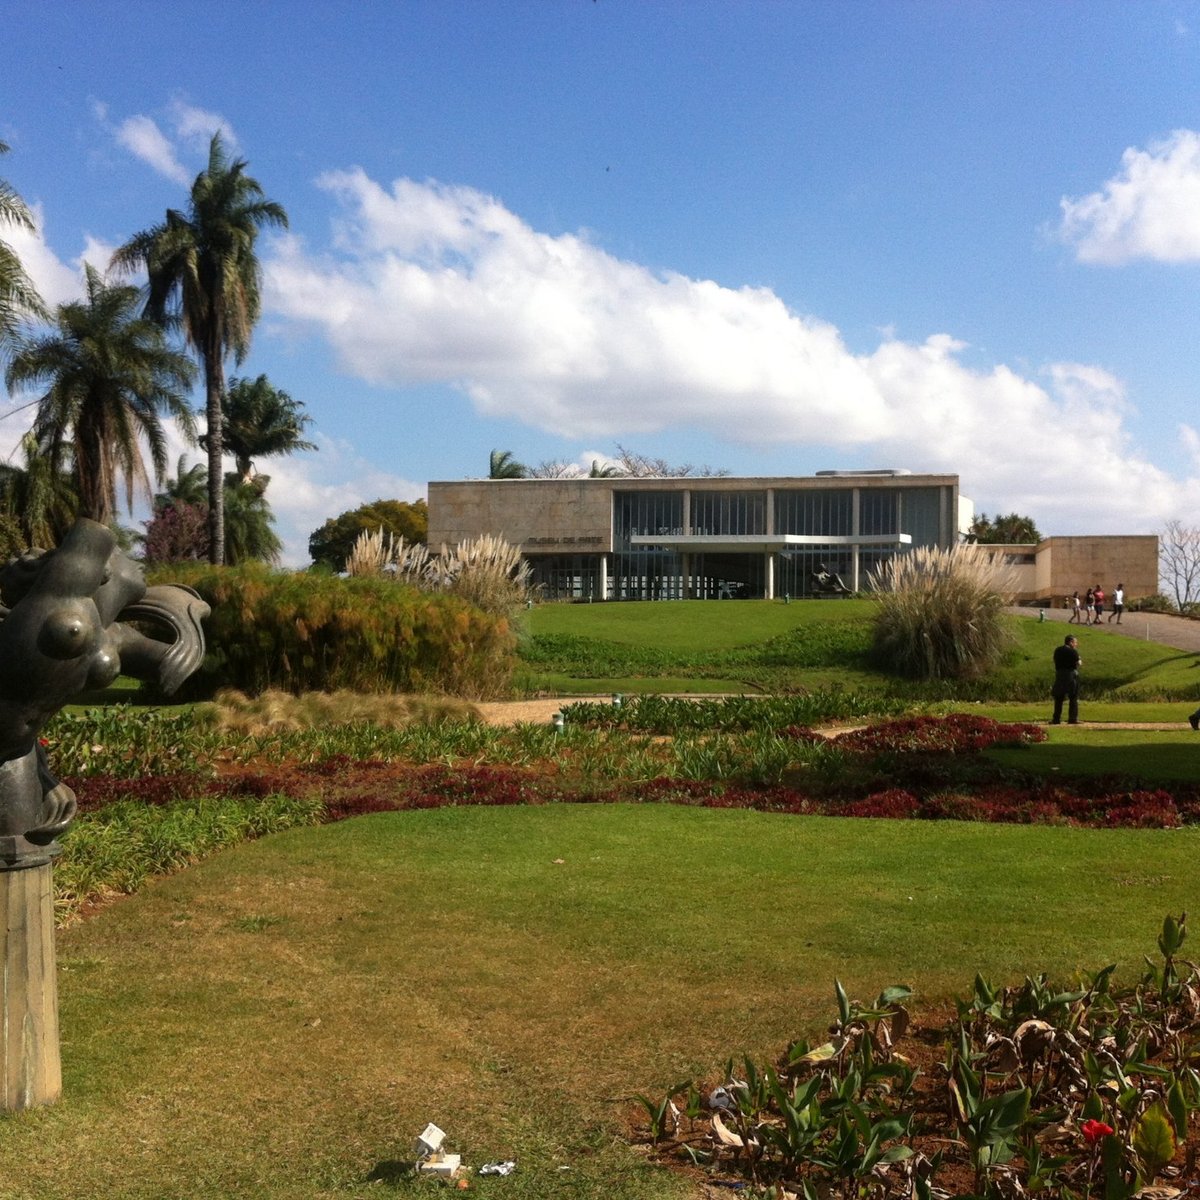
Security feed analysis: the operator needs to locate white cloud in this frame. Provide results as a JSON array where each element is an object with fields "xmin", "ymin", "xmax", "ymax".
[
  {"xmin": 4, "ymin": 202, "xmax": 82, "ymax": 307},
  {"xmin": 104, "ymin": 98, "xmax": 235, "ymax": 184},
  {"xmin": 1058, "ymin": 130, "xmax": 1200, "ymax": 263},
  {"xmin": 168, "ymin": 99, "xmax": 236, "ymax": 153},
  {"xmin": 266, "ymin": 169, "xmax": 1199, "ymax": 534},
  {"xmin": 115, "ymin": 115, "xmax": 189, "ymax": 185}
]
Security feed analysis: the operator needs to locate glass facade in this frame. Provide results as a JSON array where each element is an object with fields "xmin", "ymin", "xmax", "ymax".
[
  {"xmin": 774, "ymin": 489, "xmax": 853, "ymax": 537},
  {"xmin": 613, "ymin": 490, "xmax": 684, "ymax": 543},
  {"xmin": 527, "ymin": 554, "xmax": 603, "ymax": 601},
  {"xmin": 513, "ymin": 480, "xmax": 951, "ymax": 601},
  {"xmin": 690, "ymin": 490, "xmax": 766, "ymax": 536}
]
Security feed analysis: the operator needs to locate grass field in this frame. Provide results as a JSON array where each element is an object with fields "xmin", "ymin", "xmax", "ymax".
[
  {"xmin": 11, "ymin": 601, "xmax": 1200, "ymax": 1197},
  {"xmin": 8, "ymin": 805, "xmax": 1200, "ymax": 1199},
  {"xmin": 517, "ymin": 600, "xmax": 1200, "ymax": 699}
]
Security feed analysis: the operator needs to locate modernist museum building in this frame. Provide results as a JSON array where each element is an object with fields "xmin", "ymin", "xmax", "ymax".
[
  {"xmin": 430, "ymin": 469, "xmax": 957, "ymax": 600},
  {"xmin": 427, "ymin": 470, "xmax": 1159, "ymax": 604}
]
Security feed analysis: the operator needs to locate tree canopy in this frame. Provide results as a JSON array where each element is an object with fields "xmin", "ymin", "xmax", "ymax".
[
  {"xmin": 968, "ymin": 511, "xmax": 1042, "ymax": 544},
  {"xmin": 488, "ymin": 449, "xmax": 527, "ymax": 479},
  {"xmin": 204, "ymin": 373, "xmax": 316, "ymax": 484},
  {"xmin": 6, "ymin": 263, "xmax": 196, "ymax": 525},
  {"xmin": 143, "ymin": 457, "xmax": 282, "ymax": 565},
  {"xmin": 112, "ymin": 132, "xmax": 287, "ymax": 564},
  {"xmin": 0, "ymin": 139, "xmax": 47, "ymax": 366},
  {"xmin": 309, "ymin": 499, "xmax": 429, "ymax": 571}
]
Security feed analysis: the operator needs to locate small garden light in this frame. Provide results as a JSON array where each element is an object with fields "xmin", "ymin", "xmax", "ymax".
[
  {"xmin": 611, "ymin": 693, "xmax": 623, "ymax": 709},
  {"xmin": 551, "ymin": 711, "xmax": 565, "ymax": 732}
]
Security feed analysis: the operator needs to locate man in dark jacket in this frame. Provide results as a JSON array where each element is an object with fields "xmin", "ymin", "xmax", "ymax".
[{"xmin": 1051, "ymin": 634, "xmax": 1081, "ymax": 725}]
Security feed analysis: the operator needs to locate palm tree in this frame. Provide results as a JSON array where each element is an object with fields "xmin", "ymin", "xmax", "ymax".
[
  {"xmin": 154, "ymin": 454, "xmax": 207, "ymax": 510},
  {"xmin": 222, "ymin": 475, "xmax": 281, "ymax": 565},
  {"xmin": 205, "ymin": 373, "xmax": 316, "ymax": 485},
  {"xmin": 5, "ymin": 264, "xmax": 196, "ymax": 526},
  {"xmin": 0, "ymin": 432, "xmax": 78, "ymax": 549},
  {"xmin": 0, "ymin": 139, "xmax": 47, "ymax": 367},
  {"xmin": 111, "ymin": 132, "xmax": 287, "ymax": 564},
  {"xmin": 488, "ymin": 449, "xmax": 527, "ymax": 479}
]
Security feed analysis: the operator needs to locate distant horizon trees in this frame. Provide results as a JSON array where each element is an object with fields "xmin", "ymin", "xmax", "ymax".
[{"xmin": 486, "ymin": 444, "xmax": 728, "ymax": 480}]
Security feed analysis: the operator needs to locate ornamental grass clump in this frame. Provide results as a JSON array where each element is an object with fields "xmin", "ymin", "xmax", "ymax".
[
  {"xmin": 869, "ymin": 543, "xmax": 1015, "ymax": 681},
  {"xmin": 346, "ymin": 528, "xmax": 530, "ymax": 618}
]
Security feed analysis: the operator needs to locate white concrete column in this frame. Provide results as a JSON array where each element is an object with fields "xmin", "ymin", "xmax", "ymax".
[
  {"xmin": 765, "ymin": 552, "xmax": 775, "ymax": 600},
  {"xmin": 598, "ymin": 554, "xmax": 608, "ymax": 601}
]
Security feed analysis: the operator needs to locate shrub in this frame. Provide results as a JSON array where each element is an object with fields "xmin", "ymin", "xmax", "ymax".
[
  {"xmin": 869, "ymin": 543, "xmax": 1015, "ymax": 681},
  {"xmin": 1128, "ymin": 593, "xmax": 1178, "ymax": 614},
  {"xmin": 149, "ymin": 563, "xmax": 516, "ymax": 698}
]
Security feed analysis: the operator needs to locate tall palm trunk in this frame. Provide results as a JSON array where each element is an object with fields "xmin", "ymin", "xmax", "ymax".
[{"xmin": 204, "ymin": 353, "xmax": 225, "ymax": 565}]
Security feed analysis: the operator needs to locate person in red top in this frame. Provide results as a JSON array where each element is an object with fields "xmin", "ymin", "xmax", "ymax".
[{"xmin": 1092, "ymin": 584, "xmax": 1105, "ymax": 624}]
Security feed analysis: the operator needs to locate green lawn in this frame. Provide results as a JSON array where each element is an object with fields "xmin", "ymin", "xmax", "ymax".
[
  {"xmin": 523, "ymin": 597, "xmax": 876, "ymax": 651},
  {"xmin": 8, "ymin": 805, "xmax": 1200, "ymax": 1199},
  {"xmin": 518, "ymin": 600, "xmax": 1200, "ymax": 700},
  {"xmin": 988, "ymin": 726, "xmax": 1200, "ymax": 781}
]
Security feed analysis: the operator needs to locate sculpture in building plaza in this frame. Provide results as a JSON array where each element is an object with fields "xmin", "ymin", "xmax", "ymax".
[
  {"xmin": 811, "ymin": 561, "xmax": 849, "ymax": 595},
  {"xmin": 0, "ymin": 519, "xmax": 209, "ymax": 869}
]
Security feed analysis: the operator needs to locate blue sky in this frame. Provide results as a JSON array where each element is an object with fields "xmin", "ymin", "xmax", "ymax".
[{"xmin": 4, "ymin": 1, "xmax": 1200, "ymax": 563}]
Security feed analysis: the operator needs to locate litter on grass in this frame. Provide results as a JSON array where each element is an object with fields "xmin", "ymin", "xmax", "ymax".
[{"xmin": 478, "ymin": 1161, "xmax": 516, "ymax": 1176}]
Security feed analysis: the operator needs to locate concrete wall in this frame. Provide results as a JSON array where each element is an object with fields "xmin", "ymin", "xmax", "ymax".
[
  {"xmin": 978, "ymin": 535, "xmax": 1158, "ymax": 603},
  {"xmin": 428, "ymin": 479, "xmax": 616, "ymax": 552},
  {"xmin": 1037, "ymin": 535, "xmax": 1159, "ymax": 605},
  {"xmin": 428, "ymin": 474, "xmax": 961, "ymax": 554}
]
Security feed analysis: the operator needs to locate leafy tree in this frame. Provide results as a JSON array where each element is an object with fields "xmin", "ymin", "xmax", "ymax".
[
  {"xmin": 5, "ymin": 263, "xmax": 196, "ymax": 525},
  {"xmin": 204, "ymin": 373, "xmax": 316, "ymax": 484},
  {"xmin": 112, "ymin": 132, "xmax": 287, "ymax": 564},
  {"xmin": 488, "ymin": 449, "xmax": 527, "ymax": 479},
  {"xmin": 141, "ymin": 499, "xmax": 209, "ymax": 564},
  {"xmin": 309, "ymin": 499, "xmax": 428, "ymax": 571},
  {"xmin": 144, "ymin": 456, "xmax": 281, "ymax": 564},
  {"xmin": 0, "ymin": 139, "xmax": 47, "ymax": 366},
  {"xmin": 968, "ymin": 512, "xmax": 1042, "ymax": 544}
]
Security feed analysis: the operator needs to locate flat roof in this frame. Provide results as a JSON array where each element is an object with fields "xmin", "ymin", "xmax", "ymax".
[{"xmin": 429, "ymin": 473, "xmax": 958, "ymax": 488}]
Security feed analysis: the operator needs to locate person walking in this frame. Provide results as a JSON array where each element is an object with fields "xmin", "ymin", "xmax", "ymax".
[
  {"xmin": 1051, "ymin": 634, "xmax": 1082, "ymax": 725},
  {"xmin": 1068, "ymin": 591, "xmax": 1081, "ymax": 623},
  {"xmin": 1085, "ymin": 588, "xmax": 1095, "ymax": 624},
  {"xmin": 1108, "ymin": 583, "xmax": 1124, "ymax": 623},
  {"xmin": 1093, "ymin": 584, "xmax": 1105, "ymax": 624}
]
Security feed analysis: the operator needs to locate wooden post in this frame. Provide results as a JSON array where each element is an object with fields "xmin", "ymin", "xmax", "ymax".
[{"xmin": 0, "ymin": 862, "xmax": 60, "ymax": 1109}]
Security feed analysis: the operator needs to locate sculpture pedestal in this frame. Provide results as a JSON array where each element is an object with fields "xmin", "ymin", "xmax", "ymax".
[{"xmin": 0, "ymin": 862, "xmax": 60, "ymax": 1109}]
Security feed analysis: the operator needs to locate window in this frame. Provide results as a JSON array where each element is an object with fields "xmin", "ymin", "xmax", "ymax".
[{"xmin": 690, "ymin": 490, "xmax": 766, "ymax": 536}]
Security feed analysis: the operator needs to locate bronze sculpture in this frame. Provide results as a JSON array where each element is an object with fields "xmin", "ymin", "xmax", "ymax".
[{"xmin": 0, "ymin": 519, "xmax": 209, "ymax": 869}]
